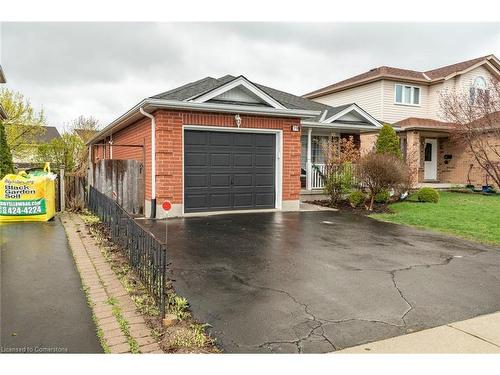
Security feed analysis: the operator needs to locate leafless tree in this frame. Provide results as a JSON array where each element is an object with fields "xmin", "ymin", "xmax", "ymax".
[
  {"xmin": 440, "ymin": 78, "xmax": 500, "ymax": 187},
  {"xmin": 357, "ymin": 152, "xmax": 409, "ymax": 210}
]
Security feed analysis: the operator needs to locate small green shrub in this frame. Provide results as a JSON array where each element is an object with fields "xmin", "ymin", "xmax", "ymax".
[
  {"xmin": 416, "ymin": 187, "xmax": 440, "ymax": 203},
  {"xmin": 168, "ymin": 295, "xmax": 191, "ymax": 321},
  {"xmin": 322, "ymin": 162, "xmax": 355, "ymax": 204},
  {"xmin": 374, "ymin": 189, "xmax": 391, "ymax": 203},
  {"xmin": 375, "ymin": 124, "xmax": 402, "ymax": 158},
  {"xmin": 348, "ymin": 191, "xmax": 366, "ymax": 207}
]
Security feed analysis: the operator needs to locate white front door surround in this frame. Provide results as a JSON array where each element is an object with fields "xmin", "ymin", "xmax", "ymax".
[{"xmin": 424, "ymin": 138, "xmax": 438, "ymax": 181}]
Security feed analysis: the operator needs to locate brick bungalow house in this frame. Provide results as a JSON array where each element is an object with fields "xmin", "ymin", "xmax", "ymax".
[
  {"xmin": 88, "ymin": 75, "xmax": 381, "ymax": 217},
  {"xmin": 304, "ymin": 55, "xmax": 500, "ymax": 188}
]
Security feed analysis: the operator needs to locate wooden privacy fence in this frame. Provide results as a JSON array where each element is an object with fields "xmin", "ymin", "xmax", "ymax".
[
  {"xmin": 65, "ymin": 172, "xmax": 87, "ymax": 211},
  {"xmin": 92, "ymin": 159, "xmax": 144, "ymax": 215}
]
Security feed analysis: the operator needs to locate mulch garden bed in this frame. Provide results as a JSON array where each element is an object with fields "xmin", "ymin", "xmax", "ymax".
[{"xmin": 306, "ymin": 199, "xmax": 393, "ymax": 215}]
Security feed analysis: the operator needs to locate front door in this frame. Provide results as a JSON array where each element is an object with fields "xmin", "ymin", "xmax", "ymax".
[{"xmin": 424, "ymin": 139, "xmax": 438, "ymax": 181}]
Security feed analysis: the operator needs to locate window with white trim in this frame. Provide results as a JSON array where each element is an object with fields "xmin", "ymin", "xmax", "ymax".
[
  {"xmin": 469, "ymin": 76, "xmax": 489, "ymax": 104},
  {"xmin": 395, "ymin": 84, "xmax": 420, "ymax": 105}
]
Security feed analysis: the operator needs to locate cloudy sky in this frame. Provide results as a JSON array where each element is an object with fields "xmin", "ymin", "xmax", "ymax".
[{"xmin": 1, "ymin": 22, "xmax": 499, "ymax": 130}]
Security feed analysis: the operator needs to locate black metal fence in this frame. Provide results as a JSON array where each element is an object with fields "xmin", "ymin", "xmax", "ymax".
[{"xmin": 88, "ymin": 186, "xmax": 167, "ymax": 317}]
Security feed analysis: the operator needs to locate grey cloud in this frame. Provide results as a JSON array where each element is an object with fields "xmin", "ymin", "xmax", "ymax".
[{"xmin": 1, "ymin": 22, "xmax": 498, "ymax": 129}]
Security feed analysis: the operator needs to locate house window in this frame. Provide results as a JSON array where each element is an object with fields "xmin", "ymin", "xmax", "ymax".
[
  {"xmin": 395, "ymin": 84, "xmax": 421, "ymax": 105},
  {"xmin": 424, "ymin": 142, "xmax": 432, "ymax": 162},
  {"xmin": 312, "ymin": 136, "xmax": 330, "ymax": 164},
  {"xmin": 469, "ymin": 76, "xmax": 489, "ymax": 104},
  {"xmin": 400, "ymin": 137, "xmax": 407, "ymax": 160}
]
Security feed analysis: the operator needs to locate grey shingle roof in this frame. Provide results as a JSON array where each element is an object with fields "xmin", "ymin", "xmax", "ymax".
[
  {"xmin": 35, "ymin": 126, "xmax": 61, "ymax": 143},
  {"xmin": 150, "ymin": 75, "xmax": 358, "ymax": 122}
]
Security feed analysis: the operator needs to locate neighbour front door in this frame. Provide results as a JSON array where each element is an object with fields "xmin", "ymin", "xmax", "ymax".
[{"xmin": 424, "ymin": 139, "xmax": 437, "ymax": 181}]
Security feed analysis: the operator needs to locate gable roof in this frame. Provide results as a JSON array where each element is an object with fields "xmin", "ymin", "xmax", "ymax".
[
  {"xmin": 35, "ymin": 126, "xmax": 61, "ymax": 143},
  {"xmin": 304, "ymin": 54, "xmax": 500, "ymax": 99},
  {"xmin": 90, "ymin": 75, "xmax": 381, "ymax": 144},
  {"xmin": 151, "ymin": 74, "xmax": 350, "ymax": 122}
]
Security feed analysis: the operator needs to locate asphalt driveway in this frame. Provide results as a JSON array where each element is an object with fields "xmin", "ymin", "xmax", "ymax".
[
  {"xmin": 142, "ymin": 211, "xmax": 500, "ymax": 353},
  {"xmin": 1, "ymin": 219, "xmax": 102, "ymax": 353}
]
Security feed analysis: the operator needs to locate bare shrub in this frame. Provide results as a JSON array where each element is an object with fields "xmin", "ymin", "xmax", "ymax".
[
  {"xmin": 440, "ymin": 77, "xmax": 500, "ymax": 188},
  {"xmin": 319, "ymin": 136, "xmax": 360, "ymax": 204},
  {"xmin": 357, "ymin": 152, "xmax": 410, "ymax": 210}
]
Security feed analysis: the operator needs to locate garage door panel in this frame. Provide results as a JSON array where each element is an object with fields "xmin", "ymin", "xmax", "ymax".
[
  {"xmin": 255, "ymin": 154, "xmax": 274, "ymax": 166},
  {"xmin": 210, "ymin": 132, "xmax": 232, "ymax": 146},
  {"xmin": 184, "ymin": 130, "xmax": 276, "ymax": 213},
  {"xmin": 211, "ymin": 153, "xmax": 231, "ymax": 167},
  {"xmin": 185, "ymin": 174, "xmax": 208, "ymax": 188},
  {"xmin": 233, "ymin": 153, "xmax": 253, "ymax": 167},
  {"xmin": 210, "ymin": 174, "xmax": 231, "ymax": 187},
  {"xmin": 255, "ymin": 133, "xmax": 275, "ymax": 147},
  {"xmin": 233, "ymin": 174, "xmax": 253, "ymax": 187},
  {"xmin": 184, "ymin": 194, "xmax": 208, "ymax": 209},
  {"xmin": 210, "ymin": 193, "xmax": 232, "ymax": 208},
  {"xmin": 233, "ymin": 193, "xmax": 253, "ymax": 208},
  {"xmin": 185, "ymin": 131, "xmax": 207, "ymax": 145},
  {"xmin": 233, "ymin": 133, "xmax": 253, "ymax": 146},
  {"xmin": 255, "ymin": 193, "xmax": 275, "ymax": 207},
  {"xmin": 185, "ymin": 152, "xmax": 208, "ymax": 167},
  {"xmin": 255, "ymin": 173, "xmax": 274, "ymax": 187}
]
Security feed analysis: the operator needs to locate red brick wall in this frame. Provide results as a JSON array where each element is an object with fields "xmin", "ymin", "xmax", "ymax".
[{"xmin": 99, "ymin": 109, "xmax": 301, "ymax": 206}]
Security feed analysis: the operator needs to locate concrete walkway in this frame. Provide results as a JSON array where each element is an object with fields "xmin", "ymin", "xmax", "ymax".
[
  {"xmin": 0, "ymin": 219, "xmax": 102, "ymax": 353},
  {"xmin": 338, "ymin": 311, "xmax": 500, "ymax": 353}
]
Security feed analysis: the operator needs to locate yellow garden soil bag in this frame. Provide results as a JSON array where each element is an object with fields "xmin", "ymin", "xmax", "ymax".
[{"xmin": 0, "ymin": 163, "xmax": 57, "ymax": 222}]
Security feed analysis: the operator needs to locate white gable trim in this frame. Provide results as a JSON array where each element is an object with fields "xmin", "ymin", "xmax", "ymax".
[
  {"xmin": 323, "ymin": 104, "xmax": 382, "ymax": 127},
  {"xmin": 189, "ymin": 76, "xmax": 286, "ymax": 109},
  {"xmin": 444, "ymin": 59, "xmax": 500, "ymax": 81}
]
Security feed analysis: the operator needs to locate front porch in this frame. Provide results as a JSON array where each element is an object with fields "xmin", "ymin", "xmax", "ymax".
[
  {"xmin": 299, "ymin": 126, "xmax": 361, "ymax": 198},
  {"xmin": 402, "ymin": 128, "xmax": 456, "ymax": 185},
  {"xmin": 298, "ymin": 103, "xmax": 383, "ymax": 198}
]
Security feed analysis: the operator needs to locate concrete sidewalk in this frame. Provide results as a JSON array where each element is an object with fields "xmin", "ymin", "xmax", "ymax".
[{"xmin": 338, "ymin": 311, "xmax": 500, "ymax": 353}]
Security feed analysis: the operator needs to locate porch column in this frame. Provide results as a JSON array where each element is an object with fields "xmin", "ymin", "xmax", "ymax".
[
  {"xmin": 406, "ymin": 130, "xmax": 421, "ymax": 186},
  {"xmin": 306, "ymin": 127, "xmax": 312, "ymax": 191}
]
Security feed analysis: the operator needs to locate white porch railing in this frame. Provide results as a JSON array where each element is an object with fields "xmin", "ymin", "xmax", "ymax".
[
  {"xmin": 307, "ymin": 163, "xmax": 358, "ymax": 191},
  {"xmin": 311, "ymin": 163, "xmax": 326, "ymax": 189}
]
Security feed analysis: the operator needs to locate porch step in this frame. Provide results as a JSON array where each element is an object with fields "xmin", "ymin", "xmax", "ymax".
[
  {"xmin": 300, "ymin": 189, "xmax": 328, "ymax": 202},
  {"xmin": 416, "ymin": 183, "xmax": 463, "ymax": 190}
]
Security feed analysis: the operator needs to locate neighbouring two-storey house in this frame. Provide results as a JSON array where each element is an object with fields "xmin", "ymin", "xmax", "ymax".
[{"xmin": 304, "ymin": 55, "xmax": 500, "ymax": 188}]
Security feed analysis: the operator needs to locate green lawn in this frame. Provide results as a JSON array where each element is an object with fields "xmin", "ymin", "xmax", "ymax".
[{"xmin": 371, "ymin": 192, "xmax": 500, "ymax": 246}]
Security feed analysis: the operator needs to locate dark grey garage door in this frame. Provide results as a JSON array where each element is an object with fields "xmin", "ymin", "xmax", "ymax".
[{"xmin": 184, "ymin": 130, "xmax": 276, "ymax": 213}]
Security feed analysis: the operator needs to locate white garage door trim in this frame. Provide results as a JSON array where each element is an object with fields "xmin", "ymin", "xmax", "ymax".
[{"xmin": 182, "ymin": 124, "xmax": 283, "ymax": 215}]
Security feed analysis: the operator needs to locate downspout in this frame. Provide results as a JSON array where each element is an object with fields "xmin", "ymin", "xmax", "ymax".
[
  {"xmin": 109, "ymin": 133, "xmax": 113, "ymax": 159},
  {"xmin": 139, "ymin": 107, "xmax": 157, "ymax": 218}
]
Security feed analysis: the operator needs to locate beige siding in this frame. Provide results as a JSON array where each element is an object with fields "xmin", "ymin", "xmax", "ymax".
[
  {"xmin": 456, "ymin": 65, "xmax": 496, "ymax": 92},
  {"xmin": 380, "ymin": 80, "xmax": 430, "ymax": 123},
  {"xmin": 313, "ymin": 81, "xmax": 383, "ymax": 119},
  {"xmin": 428, "ymin": 65, "xmax": 497, "ymax": 121},
  {"xmin": 312, "ymin": 63, "xmax": 498, "ymax": 125}
]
